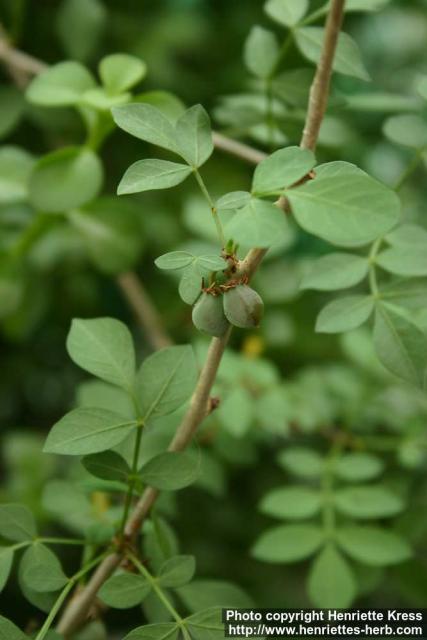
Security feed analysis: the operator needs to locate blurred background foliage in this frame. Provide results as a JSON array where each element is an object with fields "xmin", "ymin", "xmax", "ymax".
[{"xmin": 2, "ymin": 0, "xmax": 427, "ymax": 633}]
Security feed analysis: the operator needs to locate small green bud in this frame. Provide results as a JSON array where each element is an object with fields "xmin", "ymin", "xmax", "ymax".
[
  {"xmin": 192, "ymin": 293, "xmax": 229, "ymax": 337},
  {"xmin": 223, "ymin": 285, "xmax": 264, "ymax": 329}
]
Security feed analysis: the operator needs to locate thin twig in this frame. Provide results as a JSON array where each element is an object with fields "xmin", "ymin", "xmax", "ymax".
[
  {"xmin": 212, "ymin": 131, "xmax": 268, "ymax": 165},
  {"xmin": 300, "ymin": 0, "xmax": 345, "ymax": 151},
  {"xmin": 116, "ymin": 272, "xmax": 172, "ymax": 351}
]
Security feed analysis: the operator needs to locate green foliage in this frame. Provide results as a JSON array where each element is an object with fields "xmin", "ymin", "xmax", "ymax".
[
  {"xmin": 136, "ymin": 346, "xmax": 197, "ymax": 419},
  {"xmin": 67, "ymin": 317, "xmax": 135, "ymax": 390},
  {"xmin": 29, "ymin": 146, "xmax": 103, "ymax": 212},
  {"xmin": 99, "ymin": 573, "xmax": 151, "ymax": 609},
  {"xmin": 99, "ymin": 54, "xmax": 146, "ymax": 95},
  {"xmin": 20, "ymin": 544, "xmax": 68, "ymax": 593},
  {"xmin": 26, "ymin": 61, "xmax": 96, "ymax": 106},
  {"xmin": 254, "ymin": 443, "xmax": 411, "ymax": 606},
  {"xmin": 44, "ymin": 407, "xmax": 138, "ymax": 455},
  {"xmin": 295, "ymin": 28, "xmax": 370, "ymax": 81},
  {"xmin": 287, "ymin": 170, "xmax": 400, "ymax": 247},
  {"xmin": 139, "ymin": 452, "xmax": 199, "ymax": 491},
  {"xmin": 3, "ymin": 0, "xmax": 427, "ymax": 634},
  {"xmin": 0, "ymin": 504, "xmax": 37, "ymax": 541}
]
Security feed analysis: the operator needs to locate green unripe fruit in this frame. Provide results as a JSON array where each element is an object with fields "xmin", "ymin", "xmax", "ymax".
[
  {"xmin": 223, "ymin": 285, "xmax": 264, "ymax": 329},
  {"xmin": 192, "ymin": 293, "xmax": 229, "ymax": 337}
]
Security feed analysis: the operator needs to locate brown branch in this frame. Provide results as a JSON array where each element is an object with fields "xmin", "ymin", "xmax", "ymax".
[
  {"xmin": 1, "ymin": 4, "xmax": 346, "ymax": 632},
  {"xmin": 212, "ymin": 132, "xmax": 268, "ymax": 165},
  {"xmin": 300, "ymin": 0, "xmax": 345, "ymax": 151},
  {"xmin": 0, "ymin": 24, "xmax": 47, "ymax": 78},
  {"xmin": 116, "ymin": 271, "xmax": 172, "ymax": 351}
]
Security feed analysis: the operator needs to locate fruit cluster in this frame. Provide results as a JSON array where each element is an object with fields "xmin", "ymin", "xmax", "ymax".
[{"xmin": 192, "ymin": 281, "xmax": 264, "ymax": 337}]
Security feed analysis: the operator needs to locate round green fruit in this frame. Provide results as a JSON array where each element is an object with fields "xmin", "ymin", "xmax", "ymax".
[
  {"xmin": 223, "ymin": 285, "xmax": 264, "ymax": 329},
  {"xmin": 192, "ymin": 292, "xmax": 229, "ymax": 337}
]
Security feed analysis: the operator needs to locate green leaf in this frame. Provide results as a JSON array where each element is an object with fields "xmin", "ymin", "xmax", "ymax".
[
  {"xmin": 140, "ymin": 451, "xmax": 199, "ymax": 490},
  {"xmin": 68, "ymin": 197, "xmax": 144, "ymax": 275},
  {"xmin": 0, "ymin": 504, "xmax": 36, "ymax": 542},
  {"xmin": 244, "ymin": 26, "xmax": 280, "ymax": 79},
  {"xmin": 0, "ymin": 87, "xmax": 25, "ymax": 139},
  {"xmin": 316, "ymin": 295, "xmax": 374, "ymax": 334},
  {"xmin": 314, "ymin": 161, "xmax": 365, "ymax": 179},
  {"xmin": 0, "ymin": 616, "xmax": 28, "ymax": 640},
  {"xmin": 386, "ymin": 223, "xmax": 427, "ymax": 248},
  {"xmin": 376, "ymin": 246, "xmax": 427, "ymax": 277},
  {"xmin": 118, "ymin": 160, "xmax": 192, "ymax": 195},
  {"xmin": 26, "ymin": 61, "xmax": 96, "ymax": 106},
  {"xmin": 373, "ymin": 303, "xmax": 427, "ymax": 387},
  {"xmin": 82, "ymin": 451, "xmax": 130, "ymax": 482},
  {"xmin": 99, "ymin": 53, "xmax": 146, "ymax": 94},
  {"xmin": 99, "ymin": 572, "xmax": 151, "ymax": 609},
  {"xmin": 217, "ymin": 387, "xmax": 253, "ymax": 437},
  {"xmin": 337, "ymin": 526, "xmax": 412, "ymax": 566},
  {"xmin": 155, "ymin": 252, "xmax": 194, "ymax": 271},
  {"xmin": 158, "ymin": 555, "xmax": 196, "ymax": 588},
  {"xmin": 383, "ymin": 114, "xmax": 427, "ymax": 149},
  {"xmin": 264, "ymin": 0, "xmax": 309, "ymax": 26},
  {"xmin": 56, "ymin": 0, "xmax": 106, "ymax": 62},
  {"xmin": 179, "ymin": 268, "xmax": 202, "ymax": 305},
  {"xmin": 77, "ymin": 380, "xmax": 134, "ymax": 417},
  {"xmin": 137, "ymin": 345, "xmax": 197, "ymax": 420},
  {"xmin": 278, "ymin": 447, "xmax": 324, "ymax": 479},
  {"xmin": 334, "ymin": 485, "xmax": 405, "ymax": 519},
  {"xmin": 186, "ymin": 608, "xmax": 224, "ymax": 640},
  {"xmin": 259, "ymin": 487, "xmax": 321, "ymax": 520},
  {"xmin": 295, "ymin": 27, "xmax": 370, "ymax": 81},
  {"xmin": 177, "ymin": 580, "xmax": 252, "ymax": 612},
  {"xmin": 301, "ymin": 253, "xmax": 369, "ymax": 291},
  {"xmin": 308, "ymin": 545, "xmax": 357, "ymax": 608},
  {"xmin": 175, "ymin": 105, "xmax": 213, "ymax": 168},
  {"xmin": 21, "ymin": 544, "xmax": 68, "ymax": 593},
  {"xmin": 66, "ymin": 317, "xmax": 136, "ymax": 390},
  {"xmin": 418, "ymin": 75, "xmax": 427, "ymax": 101},
  {"xmin": 44, "ymin": 408, "xmax": 138, "ymax": 455},
  {"xmin": 225, "ymin": 198, "xmax": 289, "ymax": 248},
  {"xmin": 344, "ymin": 0, "xmax": 390, "ymax": 10},
  {"xmin": 334, "ymin": 453, "xmax": 384, "ymax": 482},
  {"xmin": 380, "ymin": 279, "xmax": 427, "ymax": 311},
  {"xmin": 81, "ymin": 87, "xmax": 131, "ymax": 111},
  {"xmin": 135, "ymin": 91, "xmax": 186, "ymax": 121},
  {"xmin": 29, "ymin": 146, "xmax": 103, "ymax": 213},
  {"xmin": 216, "ymin": 191, "xmax": 251, "ymax": 210},
  {"xmin": 195, "ymin": 255, "xmax": 227, "ymax": 271},
  {"xmin": 321, "ymin": 0, "xmax": 391, "ymax": 12},
  {"xmin": 0, "ymin": 547, "xmax": 14, "ymax": 592},
  {"xmin": 112, "ymin": 104, "xmax": 178, "ymax": 153},
  {"xmin": 124, "ymin": 624, "xmax": 179, "ymax": 640},
  {"xmin": 252, "ymin": 146, "xmax": 315, "ymax": 195},
  {"xmin": 287, "ymin": 172, "xmax": 400, "ymax": 247},
  {"xmin": 0, "ymin": 146, "xmax": 34, "ymax": 204},
  {"xmin": 252, "ymin": 524, "xmax": 323, "ymax": 563}
]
